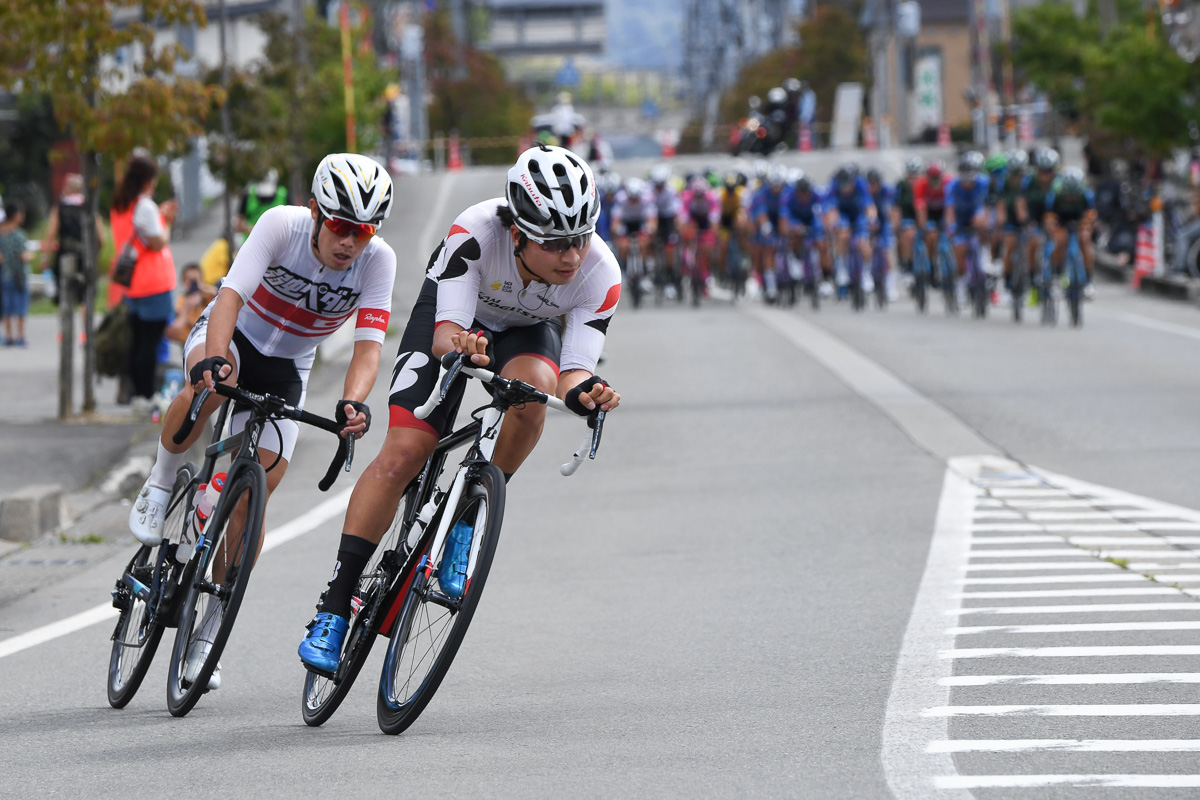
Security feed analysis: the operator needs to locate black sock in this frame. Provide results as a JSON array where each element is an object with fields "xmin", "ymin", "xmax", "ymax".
[{"xmin": 318, "ymin": 534, "xmax": 377, "ymax": 619}]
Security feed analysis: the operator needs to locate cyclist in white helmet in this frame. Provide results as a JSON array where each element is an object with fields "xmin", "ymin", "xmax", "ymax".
[
  {"xmin": 127, "ymin": 152, "xmax": 397, "ymax": 690},
  {"xmin": 298, "ymin": 145, "xmax": 622, "ymax": 674}
]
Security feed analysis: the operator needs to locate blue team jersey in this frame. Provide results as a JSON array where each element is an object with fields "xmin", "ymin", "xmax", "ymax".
[
  {"xmin": 829, "ymin": 176, "xmax": 871, "ymax": 222},
  {"xmin": 869, "ymin": 185, "xmax": 893, "ymax": 221},
  {"xmin": 783, "ymin": 186, "xmax": 824, "ymax": 227},
  {"xmin": 750, "ymin": 186, "xmax": 787, "ymax": 228},
  {"xmin": 947, "ymin": 175, "xmax": 990, "ymax": 221}
]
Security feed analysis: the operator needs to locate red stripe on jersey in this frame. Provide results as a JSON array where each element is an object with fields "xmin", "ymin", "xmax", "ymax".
[
  {"xmin": 357, "ymin": 307, "xmax": 390, "ymax": 332},
  {"xmin": 249, "ymin": 285, "xmax": 353, "ymax": 334},
  {"xmin": 595, "ymin": 283, "xmax": 621, "ymax": 314},
  {"xmin": 448, "ymin": 224, "xmax": 469, "ymax": 238}
]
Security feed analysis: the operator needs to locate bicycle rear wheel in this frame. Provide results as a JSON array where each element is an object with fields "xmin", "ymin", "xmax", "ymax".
[
  {"xmin": 302, "ymin": 483, "xmax": 419, "ymax": 727},
  {"xmin": 107, "ymin": 463, "xmax": 195, "ymax": 709},
  {"xmin": 166, "ymin": 463, "xmax": 266, "ymax": 717},
  {"xmin": 377, "ymin": 464, "xmax": 506, "ymax": 735}
]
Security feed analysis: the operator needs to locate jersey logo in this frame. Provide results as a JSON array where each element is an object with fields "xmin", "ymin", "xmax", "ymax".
[
  {"xmin": 432, "ymin": 236, "xmax": 481, "ymax": 282},
  {"xmin": 262, "ymin": 265, "xmax": 361, "ymax": 315},
  {"xmin": 595, "ymin": 283, "xmax": 620, "ymax": 314}
]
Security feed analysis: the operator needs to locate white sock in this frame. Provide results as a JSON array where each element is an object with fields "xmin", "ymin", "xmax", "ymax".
[{"xmin": 148, "ymin": 440, "xmax": 185, "ymax": 490}]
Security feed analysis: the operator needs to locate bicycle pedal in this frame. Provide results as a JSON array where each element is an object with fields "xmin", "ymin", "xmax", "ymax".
[{"xmin": 302, "ymin": 662, "xmax": 338, "ymax": 681}]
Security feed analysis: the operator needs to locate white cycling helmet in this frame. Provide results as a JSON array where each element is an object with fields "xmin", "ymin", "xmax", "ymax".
[
  {"xmin": 312, "ymin": 153, "xmax": 393, "ymax": 224},
  {"xmin": 649, "ymin": 163, "xmax": 672, "ymax": 186},
  {"xmin": 506, "ymin": 145, "xmax": 599, "ymax": 238}
]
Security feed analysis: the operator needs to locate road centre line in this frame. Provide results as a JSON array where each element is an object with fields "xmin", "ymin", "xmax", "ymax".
[
  {"xmin": 0, "ymin": 487, "xmax": 352, "ymax": 661},
  {"xmin": 924, "ymin": 704, "xmax": 1200, "ymax": 717},
  {"xmin": 941, "ymin": 673, "xmax": 1200, "ymax": 686},
  {"xmin": 1114, "ymin": 310, "xmax": 1200, "ymax": 342},
  {"xmin": 941, "ymin": 645, "xmax": 1200, "ymax": 658},
  {"xmin": 937, "ymin": 774, "xmax": 1200, "ymax": 789},
  {"xmin": 948, "ymin": 620, "xmax": 1200, "ymax": 635},
  {"xmin": 952, "ymin": 602, "xmax": 1200, "ymax": 615}
]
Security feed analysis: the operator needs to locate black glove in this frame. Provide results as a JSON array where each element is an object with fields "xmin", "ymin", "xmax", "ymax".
[
  {"xmin": 564, "ymin": 375, "xmax": 609, "ymax": 418},
  {"xmin": 189, "ymin": 356, "xmax": 231, "ymax": 387},
  {"xmin": 336, "ymin": 399, "xmax": 372, "ymax": 434}
]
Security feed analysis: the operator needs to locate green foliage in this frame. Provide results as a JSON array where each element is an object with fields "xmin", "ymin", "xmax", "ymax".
[
  {"xmin": 205, "ymin": 10, "xmax": 393, "ymax": 196},
  {"xmin": 719, "ymin": 7, "xmax": 869, "ymax": 127},
  {"xmin": 0, "ymin": 0, "xmax": 216, "ymax": 160},
  {"xmin": 422, "ymin": 11, "xmax": 533, "ymax": 164},
  {"xmin": 1011, "ymin": 0, "xmax": 1200, "ymax": 157}
]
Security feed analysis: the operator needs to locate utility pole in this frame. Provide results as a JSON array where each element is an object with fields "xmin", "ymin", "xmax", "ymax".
[
  {"xmin": 291, "ymin": 0, "xmax": 309, "ymax": 202},
  {"xmin": 218, "ymin": 0, "xmax": 234, "ymax": 252}
]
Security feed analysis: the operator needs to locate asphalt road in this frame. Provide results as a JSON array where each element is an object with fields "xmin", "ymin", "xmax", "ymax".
[{"xmin": 3, "ymin": 152, "xmax": 1200, "ymax": 798}]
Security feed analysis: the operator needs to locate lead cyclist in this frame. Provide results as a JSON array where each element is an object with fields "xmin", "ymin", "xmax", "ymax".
[
  {"xmin": 127, "ymin": 153, "xmax": 398, "ymax": 690},
  {"xmin": 297, "ymin": 145, "xmax": 622, "ymax": 674}
]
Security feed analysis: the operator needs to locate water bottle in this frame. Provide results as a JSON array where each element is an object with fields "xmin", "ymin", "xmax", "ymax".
[
  {"xmin": 174, "ymin": 484, "xmax": 208, "ymax": 564},
  {"xmin": 405, "ymin": 496, "xmax": 439, "ymax": 552},
  {"xmin": 437, "ymin": 520, "xmax": 473, "ymax": 599}
]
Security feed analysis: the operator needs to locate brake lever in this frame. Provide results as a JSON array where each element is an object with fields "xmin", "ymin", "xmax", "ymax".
[{"xmin": 589, "ymin": 410, "xmax": 606, "ymax": 459}]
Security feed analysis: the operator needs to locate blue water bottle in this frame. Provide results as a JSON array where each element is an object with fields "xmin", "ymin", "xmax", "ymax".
[{"xmin": 437, "ymin": 520, "xmax": 473, "ymax": 599}]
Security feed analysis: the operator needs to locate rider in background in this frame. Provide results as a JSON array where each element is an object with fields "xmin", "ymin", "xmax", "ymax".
[
  {"xmin": 648, "ymin": 164, "xmax": 682, "ymax": 297},
  {"xmin": 595, "ymin": 172, "xmax": 621, "ymax": 246},
  {"xmin": 984, "ymin": 153, "xmax": 1009, "ymax": 259},
  {"xmin": 783, "ymin": 169, "xmax": 830, "ymax": 280},
  {"xmin": 1023, "ymin": 147, "xmax": 1060, "ymax": 281},
  {"xmin": 1044, "ymin": 166, "xmax": 1097, "ymax": 291},
  {"xmin": 716, "ymin": 170, "xmax": 749, "ymax": 279},
  {"xmin": 680, "ymin": 174, "xmax": 720, "ymax": 285},
  {"xmin": 945, "ymin": 151, "xmax": 990, "ymax": 276},
  {"xmin": 824, "ymin": 163, "xmax": 875, "ymax": 294},
  {"xmin": 612, "ymin": 177, "xmax": 655, "ymax": 271},
  {"xmin": 866, "ymin": 167, "xmax": 894, "ymax": 295},
  {"xmin": 996, "ymin": 149, "xmax": 1031, "ymax": 291},
  {"xmin": 749, "ymin": 164, "xmax": 790, "ymax": 302},
  {"xmin": 893, "ymin": 157, "xmax": 922, "ymax": 279}
]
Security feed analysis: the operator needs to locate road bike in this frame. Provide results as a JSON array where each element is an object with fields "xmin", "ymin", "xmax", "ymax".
[
  {"xmin": 1039, "ymin": 234, "xmax": 1058, "ymax": 327},
  {"xmin": 1008, "ymin": 225, "xmax": 1032, "ymax": 323},
  {"xmin": 679, "ymin": 227, "xmax": 711, "ymax": 308},
  {"xmin": 298, "ymin": 352, "xmax": 606, "ymax": 733},
  {"xmin": 1063, "ymin": 221, "xmax": 1088, "ymax": 328},
  {"xmin": 623, "ymin": 235, "xmax": 649, "ymax": 310},
  {"xmin": 793, "ymin": 226, "xmax": 821, "ymax": 311},
  {"xmin": 911, "ymin": 232, "xmax": 932, "ymax": 314},
  {"xmin": 107, "ymin": 382, "xmax": 351, "ymax": 716},
  {"xmin": 721, "ymin": 230, "xmax": 747, "ymax": 303},
  {"xmin": 845, "ymin": 237, "xmax": 867, "ymax": 312},
  {"xmin": 963, "ymin": 230, "xmax": 989, "ymax": 319},
  {"xmin": 934, "ymin": 227, "xmax": 958, "ymax": 316},
  {"xmin": 869, "ymin": 229, "xmax": 889, "ymax": 311}
]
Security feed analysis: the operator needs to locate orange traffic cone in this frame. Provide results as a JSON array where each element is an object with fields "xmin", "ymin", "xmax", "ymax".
[
  {"xmin": 862, "ymin": 117, "xmax": 877, "ymax": 150},
  {"xmin": 1132, "ymin": 224, "xmax": 1155, "ymax": 289},
  {"xmin": 447, "ymin": 133, "xmax": 463, "ymax": 171},
  {"xmin": 937, "ymin": 122, "xmax": 951, "ymax": 147},
  {"xmin": 799, "ymin": 124, "xmax": 813, "ymax": 152}
]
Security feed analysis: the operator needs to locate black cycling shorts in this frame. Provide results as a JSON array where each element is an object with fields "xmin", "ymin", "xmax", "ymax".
[{"xmin": 388, "ymin": 278, "xmax": 563, "ymax": 437}]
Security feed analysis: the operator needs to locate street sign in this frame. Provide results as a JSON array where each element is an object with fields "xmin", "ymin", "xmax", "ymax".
[
  {"xmin": 556, "ymin": 57, "xmax": 580, "ymax": 88},
  {"xmin": 913, "ymin": 53, "xmax": 943, "ymax": 129}
]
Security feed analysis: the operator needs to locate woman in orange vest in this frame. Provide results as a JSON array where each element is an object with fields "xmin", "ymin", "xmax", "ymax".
[{"xmin": 110, "ymin": 154, "xmax": 177, "ymax": 405}]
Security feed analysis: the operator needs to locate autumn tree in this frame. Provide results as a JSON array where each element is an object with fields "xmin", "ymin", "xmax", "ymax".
[{"xmin": 0, "ymin": 1, "xmax": 216, "ymax": 417}]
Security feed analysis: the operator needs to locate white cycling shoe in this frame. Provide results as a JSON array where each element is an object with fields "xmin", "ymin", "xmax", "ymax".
[
  {"xmin": 183, "ymin": 639, "xmax": 221, "ymax": 691},
  {"xmin": 129, "ymin": 480, "xmax": 172, "ymax": 546}
]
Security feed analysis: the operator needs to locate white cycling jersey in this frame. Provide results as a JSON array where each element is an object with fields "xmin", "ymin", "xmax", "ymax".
[
  {"xmin": 427, "ymin": 198, "xmax": 621, "ymax": 374},
  {"xmin": 218, "ymin": 205, "xmax": 396, "ymax": 360}
]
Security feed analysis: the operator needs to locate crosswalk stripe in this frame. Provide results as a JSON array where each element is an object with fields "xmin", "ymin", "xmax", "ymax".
[{"xmin": 940, "ymin": 673, "xmax": 1200, "ymax": 686}]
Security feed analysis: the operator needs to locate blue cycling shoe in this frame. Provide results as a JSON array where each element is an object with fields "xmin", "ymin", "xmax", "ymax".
[
  {"xmin": 437, "ymin": 520, "xmax": 473, "ymax": 599},
  {"xmin": 298, "ymin": 612, "xmax": 348, "ymax": 674}
]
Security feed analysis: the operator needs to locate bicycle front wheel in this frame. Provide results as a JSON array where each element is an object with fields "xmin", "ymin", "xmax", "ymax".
[
  {"xmin": 377, "ymin": 464, "xmax": 506, "ymax": 735},
  {"xmin": 302, "ymin": 484, "xmax": 419, "ymax": 727},
  {"xmin": 107, "ymin": 463, "xmax": 195, "ymax": 709},
  {"xmin": 166, "ymin": 463, "xmax": 266, "ymax": 717}
]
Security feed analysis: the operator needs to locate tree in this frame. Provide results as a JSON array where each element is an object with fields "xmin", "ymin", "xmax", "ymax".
[
  {"xmin": 719, "ymin": 7, "xmax": 869, "ymax": 129},
  {"xmin": 0, "ymin": 1, "xmax": 216, "ymax": 417},
  {"xmin": 422, "ymin": 11, "xmax": 533, "ymax": 165}
]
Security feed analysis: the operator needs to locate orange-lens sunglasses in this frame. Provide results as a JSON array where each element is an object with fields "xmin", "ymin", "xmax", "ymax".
[{"xmin": 323, "ymin": 216, "xmax": 378, "ymax": 240}]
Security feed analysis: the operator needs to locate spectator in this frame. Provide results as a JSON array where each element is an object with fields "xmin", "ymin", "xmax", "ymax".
[
  {"xmin": 0, "ymin": 201, "xmax": 31, "ymax": 347},
  {"xmin": 165, "ymin": 262, "xmax": 216, "ymax": 343},
  {"xmin": 109, "ymin": 154, "xmax": 177, "ymax": 408},
  {"xmin": 236, "ymin": 168, "xmax": 289, "ymax": 246},
  {"xmin": 42, "ymin": 172, "xmax": 106, "ymax": 312},
  {"xmin": 199, "ymin": 235, "xmax": 232, "ymax": 286}
]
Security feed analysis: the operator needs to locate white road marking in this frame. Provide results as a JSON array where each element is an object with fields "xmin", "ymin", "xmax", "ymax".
[
  {"xmin": 936, "ymin": 774, "xmax": 1200, "ymax": 788},
  {"xmin": 941, "ymin": 645, "xmax": 1200, "ymax": 658},
  {"xmin": 957, "ymin": 587, "xmax": 1187, "ymax": 598},
  {"xmin": 966, "ymin": 563, "xmax": 1118, "ymax": 572},
  {"xmin": 1114, "ymin": 310, "xmax": 1200, "ymax": 342},
  {"xmin": 952, "ymin": 602, "xmax": 1200, "ymax": 615},
  {"xmin": 924, "ymin": 704, "xmax": 1200, "ymax": 717},
  {"xmin": 959, "ymin": 573, "xmax": 1200, "ymax": 584},
  {"xmin": 948, "ymin": 620, "xmax": 1200, "ymax": 635},
  {"xmin": 969, "ymin": 535, "xmax": 1062, "ymax": 544},
  {"xmin": 0, "ymin": 487, "xmax": 351, "ymax": 661},
  {"xmin": 930, "ymin": 739, "xmax": 1200, "ymax": 753},
  {"xmin": 972, "ymin": 549, "xmax": 1193, "ymax": 559},
  {"xmin": 940, "ymin": 673, "xmax": 1200, "ymax": 686}
]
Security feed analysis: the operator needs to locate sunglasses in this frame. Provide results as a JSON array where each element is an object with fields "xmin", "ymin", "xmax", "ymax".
[
  {"xmin": 527, "ymin": 231, "xmax": 592, "ymax": 253},
  {"xmin": 323, "ymin": 216, "xmax": 378, "ymax": 241}
]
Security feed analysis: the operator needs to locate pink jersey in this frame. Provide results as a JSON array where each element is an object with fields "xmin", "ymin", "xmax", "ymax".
[
  {"xmin": 220, "ymin": 205, "xmax": 396, "ymax": 360},
  {"xmin": 680, "ymin": 188, "xmax": 720, "ymax": 226}
]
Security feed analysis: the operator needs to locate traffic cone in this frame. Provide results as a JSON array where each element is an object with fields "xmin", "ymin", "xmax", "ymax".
[
  {"xmin": 447, "ymin": 133, "xmax": 463, "ymax": 171},
  {"xmin": 1132, "ymin": 224, "xmax": 1155, "ymax": 289},
  {"xmin": 937, "ymin": 122, "xmax": 951, "ymax": 147},
  {"xmin": 799, "ymin": 123, "xmax": 812, "ymax": 152},
  {"xmin": 862, "ymin": 116, "xmax": 877, "ymax": 150},
  {"xmin": 518, "ymin": 134, "xmax": 532, "ymax": 154}
]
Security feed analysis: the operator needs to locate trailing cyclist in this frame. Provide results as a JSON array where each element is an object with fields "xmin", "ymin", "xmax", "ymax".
[
  {"xmin": 128, "ymin": 153, "xmax": 397, "ymax": 690},
  {"xmin": 648, "ymin": 163, "xmax": 682, "ymax": 299},
  {"xmin": 612, "ymin": 177, "xmax": 655, "ymax": 273},
  {"xmin": 680, "ymin": 174, "xmax": 720, "ymax": 289},
  {"xmin": 824, "ymin": 163, "xmax": 876, "ymax": 297},
  {"xmin": 996, "ymin": 150, "xmax": 1031, "ymax": 292},
  {"xmin": 866, "ymin": 167, "xmax": 894, "ymax": 298},
  {"xmin": 716, "ymin": 170, "xmax": 750, "ymax": 281},
  {"xmin": 297, "ymin": 145, "xmax": 621, "ymax": 675},
  {"xmin": 783, "ymin": 170, "xmax": 830, "ymax": 284},
  {"xmin": 945, "ymin": 151, "xmax": 991, "ymax": 279},
  {"xmin": 915, "ymin": 159, "xmax": 951, "ymax": 287},
  {"xmin": 892, "ymin": 157, "xmax": 922, "ymax": 280},
  {"xmin": 1023, "ymin": 147, "xmax": 1060, "ymax": 288},
  {"xmin": 1045, "ymin": 166, "xmax": 1097, "ymax": 294},
  {"xmin": 749, "ymin": 164, "xmax": 791, "ymax": 302}
]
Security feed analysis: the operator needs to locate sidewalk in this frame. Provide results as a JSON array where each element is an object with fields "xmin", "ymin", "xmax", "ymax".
[
  {"xmin": 0, "ymin": 205, "xmax": 230, "ymax": 550},
  {"xmin": 1095, "ymin": 250, "xmax": 1200, "ymax": 304}
]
